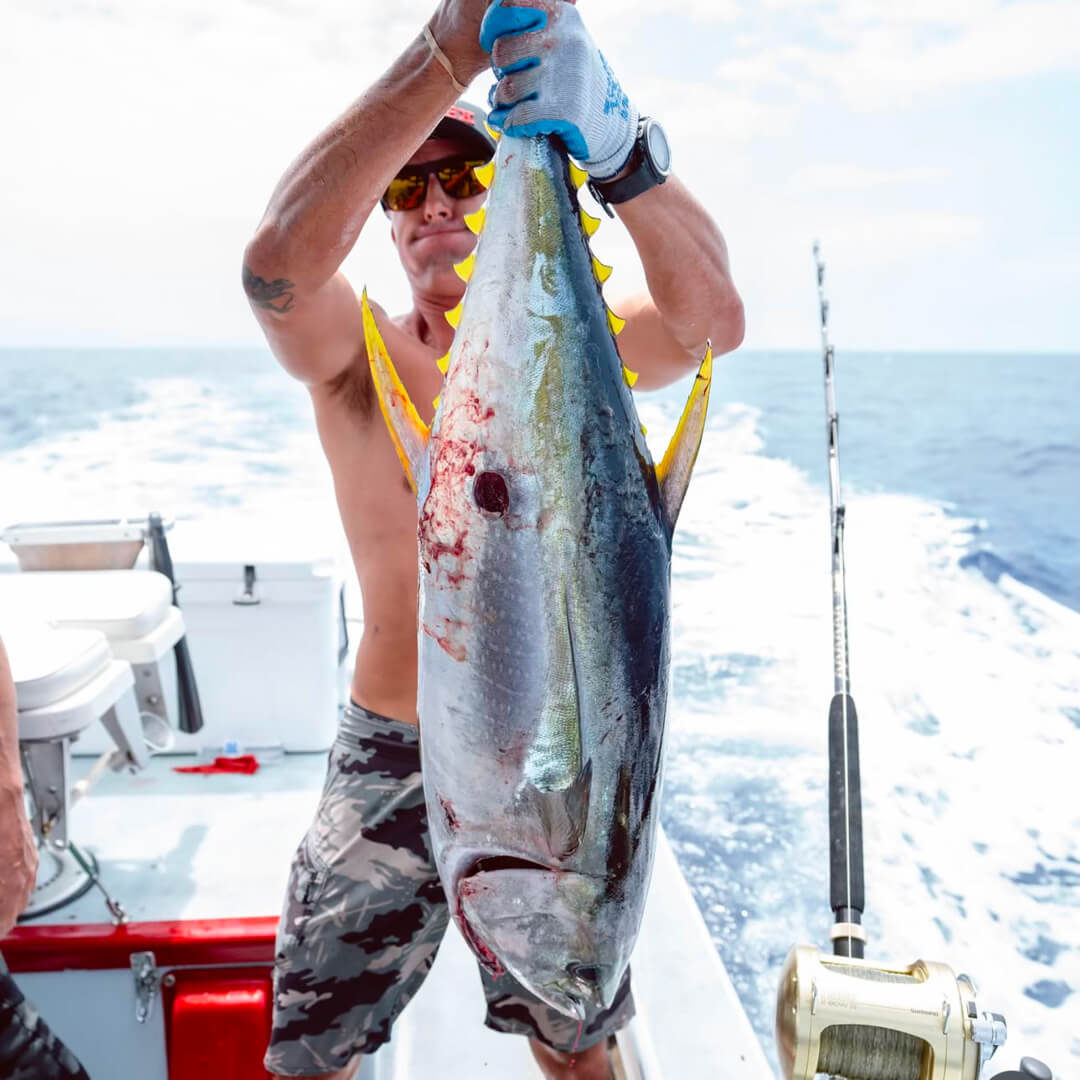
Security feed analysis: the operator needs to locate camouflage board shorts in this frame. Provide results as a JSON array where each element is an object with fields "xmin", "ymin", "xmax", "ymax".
[{"xmin": 264, "ymin": 702, "xmax": 634, "ymax": 1076}]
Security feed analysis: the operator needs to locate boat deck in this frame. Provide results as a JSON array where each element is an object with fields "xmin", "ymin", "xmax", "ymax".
[{"xmin": 13, "ymin": 751, "xmax": 775, "ymax": 1078}]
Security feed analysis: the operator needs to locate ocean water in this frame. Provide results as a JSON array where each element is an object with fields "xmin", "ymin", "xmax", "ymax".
[{"xmin": 1, "ymin": 348, "xmax": 1077, "ymax": 1075}]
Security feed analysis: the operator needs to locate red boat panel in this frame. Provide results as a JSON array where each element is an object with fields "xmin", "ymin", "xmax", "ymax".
[
  {"xmin": 165, "ymin": 969, "xmax": 274, "ymax": 1080},
  {"xmin": 1, "ymin": 916, "xmax": 278, "ymax": 973}
]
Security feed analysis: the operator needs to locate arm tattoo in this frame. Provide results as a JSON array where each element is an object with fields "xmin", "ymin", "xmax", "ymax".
[{"xmin": 243, "ymin": 265, "xmax": 296, "ymax": 313}]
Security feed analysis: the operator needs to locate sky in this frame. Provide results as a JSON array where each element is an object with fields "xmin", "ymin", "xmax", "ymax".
[{"xmin": 1, "ymin": 0, "xmax": 1078, "ymax": 352}]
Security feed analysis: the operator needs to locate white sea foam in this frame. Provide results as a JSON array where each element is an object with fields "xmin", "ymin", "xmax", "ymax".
[{"xmin": 638, "ymin": 392, "xmax": 1080, "ymax": 1072}]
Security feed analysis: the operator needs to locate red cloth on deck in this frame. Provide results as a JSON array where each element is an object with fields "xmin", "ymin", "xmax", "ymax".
[{"xmin": 173, "ymin": 754, "xmax": 260, "ymax": 775}]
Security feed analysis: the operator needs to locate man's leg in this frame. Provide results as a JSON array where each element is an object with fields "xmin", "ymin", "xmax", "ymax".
[
  {"xmin": 0, "ymin": 954, "xmax": 91, "ymax": 1080},
  {"xmin": 264, "ymin": 704, "xmax": 450, "ymax": 1078},
  {"xmin": 528, "ymin": 1036, "xmax": 614, "ymax": 1079}
]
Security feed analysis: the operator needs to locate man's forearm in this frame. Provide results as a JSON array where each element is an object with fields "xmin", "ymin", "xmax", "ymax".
[
  {"xmin": 0, "ymin": 640, "xmax": 23, "ymax": 800},
  {"xmin": 245, "ymin": 28, "xmax": 481, "ymax": 297},
  {"xmin": 616, "ymin": 175, "xmax": 745, "ymax": 376}
]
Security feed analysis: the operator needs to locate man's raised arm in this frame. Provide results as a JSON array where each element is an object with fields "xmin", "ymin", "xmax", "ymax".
[{"xmin": 242, "ymin": 1, "xmax": 492, "ymax": 385}]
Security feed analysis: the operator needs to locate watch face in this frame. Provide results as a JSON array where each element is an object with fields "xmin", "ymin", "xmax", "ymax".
[{"xmin": 645, "ymin": 121, "xmax": 672, "ymax": 177}]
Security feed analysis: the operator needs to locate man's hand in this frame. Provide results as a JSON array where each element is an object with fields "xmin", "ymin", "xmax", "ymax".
[
  {"xmin": 480, "ymin": 0, "xmax": 638, "ymax": 180},
  {"xmin": 428, "ymin": 0, "xmax": 498, "ymax": 87},
  {"xmin": 0, "ymin": 788, "xmax": 36, "ymax": 937}
]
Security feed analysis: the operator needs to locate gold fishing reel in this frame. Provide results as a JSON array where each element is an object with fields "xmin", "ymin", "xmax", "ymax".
[{"xmin": 776, "ymin": 944, "xmax": 1008, "ymax": 1080}]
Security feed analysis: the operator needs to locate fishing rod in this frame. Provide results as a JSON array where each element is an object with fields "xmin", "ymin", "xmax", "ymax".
[{"xmin": 771, "ymin": 243, "xmax": 1044, "ymax": 1080}]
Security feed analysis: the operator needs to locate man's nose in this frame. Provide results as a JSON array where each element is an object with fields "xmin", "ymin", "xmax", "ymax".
[{"xmin": 422, "ymin": 171, "xmax": 453, "ymax": 220}]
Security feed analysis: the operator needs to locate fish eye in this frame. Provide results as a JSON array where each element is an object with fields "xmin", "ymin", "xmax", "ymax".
[{"xmin": 474, "ymin": 471, "xmax": 510, "ymax": 515}]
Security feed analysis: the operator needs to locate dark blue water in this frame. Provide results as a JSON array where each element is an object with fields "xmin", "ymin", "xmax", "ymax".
[{"xmin": 658, "ymin": 351, "xmax": 1080, "ymax": 613}]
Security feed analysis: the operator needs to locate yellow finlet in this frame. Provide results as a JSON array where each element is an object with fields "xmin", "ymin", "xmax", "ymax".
[
  {"xmin": 474, "ymin": 160, "xmax": 495, "ymax": 188},
  {"xmin": 569, "ymin": 161, "xmax": 588, "ymax": 189},
  {"xmin": 361, "ymin": 289, "xmax": 430, "ymax": 493},
  {"xmin": 433, "ymin": 394, "xmax": 441, "ymax": 412},
  {"xmin": 641, "ymin": 423, "xmax": 648, "ymax": 436},
  {"xmin": 656, "ymin": 341, "xmax": 714, "ymax": 530},
  {"xmin": 607, "ymin": 309, "xmax": 626, "ymax": 335},
  {"xmin": 592, "ymin": 256, "xmax": 613, "ymax": 284},
  {"xmin": 445, "ymin": 301, "xmax": 464, "ymax": 329},
  {"xmin": 464, "ymin": 207, "xmax": 487, "ymax": 234},
  {"xmin": 580, "ymin": 210, "xmax": 601, "ymax": 237},
  {"xmin": 436, "ymin": 351, "xmax": 450, "ymax": 375},
  {"xmin": 623, "ymin": 366, "xmax": 639, "ymax": 388},
  {"xmin": 453, "ymin": 253, "xmax": 476, "ymax": 282},
  {"xmin": 484, "ymin": 121, "xmax": 501, "ymax": 142}
]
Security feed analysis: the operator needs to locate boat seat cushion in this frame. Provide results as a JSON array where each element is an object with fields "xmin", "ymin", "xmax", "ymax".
[
  {"xmin": 0, "ymin": 570, "xmax": 172, "ymax": 641},
  {"xmin": 0, "ymin": 622, "xmax": 112, "ymax": 711}
]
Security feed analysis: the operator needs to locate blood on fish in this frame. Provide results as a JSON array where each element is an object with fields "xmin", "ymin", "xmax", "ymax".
[
  {"xmin": 438, "ymin": 794, "xmax": 460, "ymax": 832},
  {"xmin": 457, "ymin": 890, "xmax": 504, "ymax": 977},
  {"xmin": 422, "ymin": 622, "xmax": 467, "ymax": 662},
  {"xmin": 568, "ymin": 1019, "xmax": 584, "ymax": 1067}
]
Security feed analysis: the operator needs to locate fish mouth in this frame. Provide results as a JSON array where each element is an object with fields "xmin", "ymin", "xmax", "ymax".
[{"xmin": 461, "ymin": 854, "xmax": 555, "ymax": 879}]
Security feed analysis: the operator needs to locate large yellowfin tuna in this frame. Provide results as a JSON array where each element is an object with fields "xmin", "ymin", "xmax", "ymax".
[{"xmin": 361, "ymin": 132, "xmax": 711, "ymax": 1020}]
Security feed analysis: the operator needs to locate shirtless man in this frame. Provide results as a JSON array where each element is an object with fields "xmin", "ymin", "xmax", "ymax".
[{"xmin": 243, "ymin": 2, "xmax": 743, "ymax": 1077}]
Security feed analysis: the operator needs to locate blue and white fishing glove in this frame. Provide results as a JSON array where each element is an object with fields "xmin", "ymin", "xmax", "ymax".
[{"xmin": 479, "ymin": 0, "xmax": 639, "ymax": 181}]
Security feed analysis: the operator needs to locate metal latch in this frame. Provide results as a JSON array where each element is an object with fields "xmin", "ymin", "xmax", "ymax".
[
  {"xmin": 131, "ymin": 951, "xmax": 160, "ymax": 1024},
  {"xmin": 234, "ymin": 563, "xmax": 261, "ymax": 606}
]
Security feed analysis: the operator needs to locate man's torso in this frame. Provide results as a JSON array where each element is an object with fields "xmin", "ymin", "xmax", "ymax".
[{"xmin": 310, "ymin": 306, "xmax": 443, "ymax": 725}]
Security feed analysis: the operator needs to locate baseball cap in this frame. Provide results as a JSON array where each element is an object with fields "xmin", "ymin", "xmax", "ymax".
[{"xmin": 429, "ymin": 101, "xmax": 497, "ymax": 160}]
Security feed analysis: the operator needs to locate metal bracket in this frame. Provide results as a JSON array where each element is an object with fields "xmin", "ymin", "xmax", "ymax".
[
  {"xmin": 234, "ymin": 563, "xmax": 261, "ymax": 606},
  {"xmin": 131, "ymin": 951, "xmax": 160, "ymax": 1024}
]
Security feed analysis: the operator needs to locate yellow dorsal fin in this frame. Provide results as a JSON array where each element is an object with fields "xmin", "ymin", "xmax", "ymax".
[
  {"xmin": 474, "ymin": 160, "xmax": 495, "ymax": 188},
  {"xmin": 445, "ymin": 301, "xmax": 464, "ymax": 329},
  {"xmin": 656, "ymin": 342, "xmax": 713, "ymax": 532},
  {"xmin": 453, "ymin": 253, "xmax": 476, "ymax": 282},
  {"xmin": 436, "ymin": 352, "xmax": 450, "ymax": 375},
  {"xmin": 592, "ymin": 256, "xmax": 613, "ymax": 284},
  {"xmin": 569, "ymin": 162, "xmax": 588, "ymax": 189},
  {"xmin": 580, "ymin": 210, "xmax": 601, "ymax": 237},
  {"xmin": 464, "ymin": 208, "xmax": 487, "ymax": 234},
  {"xmin": 623, "ymin": 366, "xmax": 639, "ymax": 388},
  {"xmin": 607, "ymin": 309, "xmax": 626, "ymax": 335},
  {"xmin": 361, "ymin": 289, "xmax": 430, "ymax": 492}
]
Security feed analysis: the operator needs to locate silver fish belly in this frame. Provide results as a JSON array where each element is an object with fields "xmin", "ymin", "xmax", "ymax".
[{"xmin": 362, "ymin": 134, "xmax": 712, "ymax": 1020}]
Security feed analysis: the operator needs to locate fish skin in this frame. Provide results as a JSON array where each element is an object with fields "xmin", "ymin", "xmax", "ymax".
[{"xmin": 362, "ymin": 133, "xmax": 711, "ymax": 1021}]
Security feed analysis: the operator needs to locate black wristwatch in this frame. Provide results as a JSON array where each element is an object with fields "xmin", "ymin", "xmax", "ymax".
[{"xmin": 588, "ymin": 117, "xmax": 672, "ymax": 216}]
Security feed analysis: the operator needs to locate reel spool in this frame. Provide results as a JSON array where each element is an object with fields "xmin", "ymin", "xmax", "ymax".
[{"xmin": 776, "ymin": 944, "xmax": 1007, "ymax": 1080}]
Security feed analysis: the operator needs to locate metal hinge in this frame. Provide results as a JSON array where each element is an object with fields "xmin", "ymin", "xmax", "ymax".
[
  {"xmin": 131, "ymin": 951, "xmax": 160, "ymax": 1024},
  {"xmin": 234, "ymin": 563, "xmax": 261, "ymax": 606}
]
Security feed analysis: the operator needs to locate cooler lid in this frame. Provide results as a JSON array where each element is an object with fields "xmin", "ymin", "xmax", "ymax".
[
  {"xmin": 172, "ymin": 558, "xmax": 338, "ymax": 583},
  {"xmin": 1, "ymin": 623, "xmax": 112, "ymax": 711},
  {"xmin": 0, "ymin": 571, "xmax": 173, "ymax": 640}
]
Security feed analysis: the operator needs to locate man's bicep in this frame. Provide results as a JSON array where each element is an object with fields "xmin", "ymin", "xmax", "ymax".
[{"xmin": 245, "ymin": 266, "xmax": 367, "ymax": 387}]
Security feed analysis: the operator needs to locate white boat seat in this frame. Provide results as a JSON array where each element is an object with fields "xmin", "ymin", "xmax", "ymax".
[
  {"xmin": 4, "ymin": 623, "xmax": 113, "ymax": 714},
  {"xmin": 0, "ymin": 570, "xmax": 174, "ymax": 644},
  {"xmin": 0, "ymin": 571, "xmax": 186, "ymax": 740}
]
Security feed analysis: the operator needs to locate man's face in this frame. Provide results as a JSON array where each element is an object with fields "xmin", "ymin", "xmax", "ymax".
[{"xmin": 387, "ymin": 137, "xmax": 489, "ymax": 298}]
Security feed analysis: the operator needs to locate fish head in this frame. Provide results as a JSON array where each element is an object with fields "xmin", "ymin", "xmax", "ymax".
[{"xmin": 458, "ymin": 863, "xmax": 630, "ymax": 1018}]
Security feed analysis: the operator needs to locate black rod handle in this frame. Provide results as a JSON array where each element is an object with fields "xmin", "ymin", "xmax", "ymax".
[{"xmin": 828, "ymin": 692, "xmax": 865, "ymax": 955}]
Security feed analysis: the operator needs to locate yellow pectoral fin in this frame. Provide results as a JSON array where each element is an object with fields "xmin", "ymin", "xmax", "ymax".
[
  {"xmin": 361, "ymin": 289, "xmax": 430, "ymax": 492},
  {"xmin": 656, "ymin": 342, "xmax": 713, "ymax": 533}
]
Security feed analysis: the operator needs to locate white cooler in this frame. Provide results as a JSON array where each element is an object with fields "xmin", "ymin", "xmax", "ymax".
[{"xmin": 167, "ymin": 556, "xmax": 346, "ymax": 754}]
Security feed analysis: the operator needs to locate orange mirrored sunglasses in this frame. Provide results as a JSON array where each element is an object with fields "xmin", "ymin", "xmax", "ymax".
[{"xmin": 381, "ymin": 155, "xmax": 491, "ymax": 212}]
